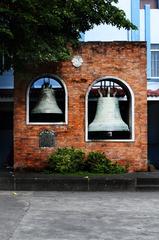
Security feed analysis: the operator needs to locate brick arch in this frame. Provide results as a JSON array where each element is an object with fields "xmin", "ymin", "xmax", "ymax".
[
  {"xmin": 85, "ymin": 76, "xmax": 135, "ymax": 141},
  {"xmin": 26, "ymin": 74, "xmax": 68, "ymax": 124}
]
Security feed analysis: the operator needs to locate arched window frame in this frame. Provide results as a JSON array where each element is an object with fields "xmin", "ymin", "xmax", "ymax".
[
  {"xmin": 85, "ymin": 76, "xmax": 135, "ymax": 142},
  {"xmin": 26, "ymin": 74, "xmax": 68, "ymax": 125}
]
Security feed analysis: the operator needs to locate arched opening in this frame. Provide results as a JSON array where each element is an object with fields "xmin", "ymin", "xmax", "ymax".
[
  {"xmin": 27, "ymin": 74, "xmax": 68, "ymax": 124},
  {"xmin": 86, "ymin": 77, "xmax": 134, "ymax": 141}
]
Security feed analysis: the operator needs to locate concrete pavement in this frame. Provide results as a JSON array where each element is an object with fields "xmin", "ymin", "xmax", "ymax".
[{"xmin": 0, "ymin": 191, "xmax": 159, "ymax": 240}]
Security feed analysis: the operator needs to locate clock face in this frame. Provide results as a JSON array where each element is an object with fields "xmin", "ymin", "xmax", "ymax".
[{"xmin": 71, "ymin": 55, "xmax": 83, "ymax": 68}]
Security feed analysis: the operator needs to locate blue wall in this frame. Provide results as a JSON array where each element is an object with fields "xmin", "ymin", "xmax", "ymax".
[
  {"xmin": 131, "ymin": 0, "xmax": 140, "ymax": 41},
  {"xmin": 145, "ymin": 4, "xmax": 151, "ymax": 79}
]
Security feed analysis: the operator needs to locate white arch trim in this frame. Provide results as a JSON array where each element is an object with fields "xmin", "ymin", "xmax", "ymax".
[
  {"xmin": 26, "ymin": 74, "xmax": 68, "ymax": 125},
  {"xmin": 85, "ymin": 76, "xmax": 135, "ymax": 142}
]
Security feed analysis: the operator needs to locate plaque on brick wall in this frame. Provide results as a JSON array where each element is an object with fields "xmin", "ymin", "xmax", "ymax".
[{"xmin": 39, "ymin": 130, "xmax": 55, "ymax": 147}]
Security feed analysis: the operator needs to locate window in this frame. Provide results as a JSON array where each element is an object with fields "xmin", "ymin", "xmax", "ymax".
[
  {"xmin": 151, "ymin": 44, "xmax": 159, "ymax": 79},
  {"xmin": 0, "ymin": 69, "xmax": 14, "ymax": 89},
  {"xmin": 86, "ymin": 77, "xmax": 134, "ymax": 141},
  {"xmin": 140, "ymin": 0, "xmax": 158, "ymax": 9},
  {"xmin": 27, "ymin": 75, "xmax": 67, "ymax": 124}
]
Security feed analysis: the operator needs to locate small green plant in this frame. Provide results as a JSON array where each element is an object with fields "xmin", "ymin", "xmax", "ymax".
[
  {"xmin": 108, "ymin": 161, "xmax": 126, "ymax": 174},
  {"xmin": 84, "ymin": 151, "xmax": 111, "ymax": 173},
  {"xmin": 48, "ymin": 147, "xmax": 85, "ymax": 173},
  {"xmin": 82, "ymin": 151, "xmax": 126, "ymax": 174}
]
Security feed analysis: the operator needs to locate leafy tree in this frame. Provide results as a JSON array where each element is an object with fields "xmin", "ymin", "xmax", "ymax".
[{"xmin": 0, "ymin": 0, "xmax": 136, "ymax": 71}]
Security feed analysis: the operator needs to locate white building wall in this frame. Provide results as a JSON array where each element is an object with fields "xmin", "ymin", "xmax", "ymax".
[
  {"xmin": 140, "ymin": 10, "xmax": 145, "ymax": 41},
  {"xmin": 85, "ymin": 1, "xmax": 159, "ymax": 44},
  {"xmin": 140, "ymin": 9, "xmax": 159, "ymax": 43},
  {"xmin": 84, "ymin": 24, "xmax": 129, "ymax": 42},
  {"xmin": 85, "ymin": 0, "xmax": 131, "ymax": 42},
  {"xmin": 150, "ymin": 10, "xmax": 159, "ymax": 43}
]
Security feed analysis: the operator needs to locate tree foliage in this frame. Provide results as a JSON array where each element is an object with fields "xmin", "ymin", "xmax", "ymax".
[{"xmin": 0, "ymin": 0, "xmax": 136, "ymax": 71}]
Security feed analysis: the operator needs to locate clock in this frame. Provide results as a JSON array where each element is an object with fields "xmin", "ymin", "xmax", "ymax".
[{"xmin": 71, "ymin": 55, "xmax": 83, "ymax": 68}]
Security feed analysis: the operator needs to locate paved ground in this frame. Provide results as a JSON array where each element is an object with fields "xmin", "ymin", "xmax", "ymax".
[{"xmin": 0, "ymin": 191, "xmax": 159, "ymax": 240}]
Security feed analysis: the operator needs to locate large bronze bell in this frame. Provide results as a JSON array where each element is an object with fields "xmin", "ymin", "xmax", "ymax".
[
  {"xmin": 88, "ymin": 88, "xmax": 129, "ymax": 132},
  {"xmin": 32, "ymin": 82, "xmax": 62, "ymax": 114}
]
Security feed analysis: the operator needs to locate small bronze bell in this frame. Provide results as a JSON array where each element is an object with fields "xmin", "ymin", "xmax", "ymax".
[
  {"xmin": 32, "ymin": 81, "xmax": 62, "ymax": 114},
  {"xmin": 88, "ymin": 87, "xmax": 129, "ymax": 132}
]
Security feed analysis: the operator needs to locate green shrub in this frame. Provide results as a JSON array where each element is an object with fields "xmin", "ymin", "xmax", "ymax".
[
  {"xmin": 48, "ymin": 148, "xmax": 126, "ymax": 175},
  {"xmin": 108, "ymin": 161, "xmax": 126, "ymax": 174},
  {"xmin": 83, "ymin": 151, "xmax": 110, "ymax": 173},
  {"xmin": 84, "ymin": 151, "xmax": 126, "ymax": 174},
  {"xmin": 48, "ymin": 147, "xmax": 85, "ymax": 173}
]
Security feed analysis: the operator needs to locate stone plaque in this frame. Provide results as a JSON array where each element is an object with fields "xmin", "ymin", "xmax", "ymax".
[{"xmin": 39, "ymin": 130, "xmax": 55, "ymax": 148}]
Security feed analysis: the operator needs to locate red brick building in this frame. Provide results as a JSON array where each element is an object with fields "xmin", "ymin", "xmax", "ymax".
[{"xmin": 12, "ymin": 42, "xmax": 147, "ymax": 172}]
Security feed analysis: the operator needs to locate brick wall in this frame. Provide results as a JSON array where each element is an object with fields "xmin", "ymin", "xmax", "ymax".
[{"xmin": 14, "ymin": 42, "xmax": 147, "ymax": 172}]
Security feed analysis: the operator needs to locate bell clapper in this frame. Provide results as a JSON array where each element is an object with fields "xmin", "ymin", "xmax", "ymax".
[{"xmin": 107, "ymin": 131, "xmax": 112, "ymax": 137}]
